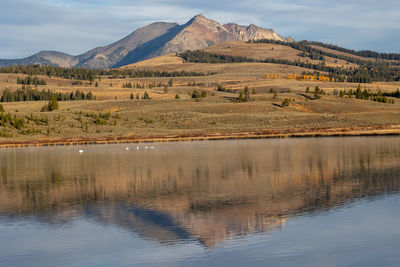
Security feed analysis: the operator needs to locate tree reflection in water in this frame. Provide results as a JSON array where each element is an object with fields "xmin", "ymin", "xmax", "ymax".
[{"xmin": 0, "ymin": 137, "xmax": 400, "ymax": 247}]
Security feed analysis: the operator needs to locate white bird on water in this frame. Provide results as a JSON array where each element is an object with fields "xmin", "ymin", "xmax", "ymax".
[
  {"xmin": 126, "ymin": 147, "xmax": 130, "ymax": 151},
  {"xmin": 136, "ymin": 146, "xmax": 139, "ymax": 150},
  {"xmin": 79, "ymin": 150, "xmax": 84, "ymax": 153}
]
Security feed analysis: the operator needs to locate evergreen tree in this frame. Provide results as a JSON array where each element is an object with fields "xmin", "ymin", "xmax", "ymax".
[
  {"xmin": 142, "ymin": 91, "xmax": 151, "ymax": 99},
  {"xmin": 50, "ymin": 96, "xmax": 59, "ymax": 111},
  {"xmin": 86, "ymin": 91, "xmax": 93, "ymax": 100},
  {"xmin": 282, "ymin": 98, "xmax": 290, "ymax": 107},
  {"xmin": 191, "ymin": 90, "xmax": 200, "ymax": 99},
  {"xmin": 243, "ymin": 86, "xmax": 250, "ymax": 102},
  {"xmin": 238, "ymin": 91, "xmax": 244, "ymax": 102},
  {"xmin": 273, "ymin": 91, "xmax": 278, "ymax": 100},
  {"xmin": 41, "ymin": 96, "xmax": 59, "ymax": 112}
]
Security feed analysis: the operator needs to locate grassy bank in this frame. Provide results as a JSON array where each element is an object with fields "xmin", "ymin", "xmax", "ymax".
[{"xmin": 1, "ymin": 93, "xmax": 400, "ymax": 148}]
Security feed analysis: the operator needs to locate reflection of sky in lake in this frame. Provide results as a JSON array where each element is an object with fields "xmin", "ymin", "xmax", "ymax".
[{"xmin": 1, "ymin": 196, "xmax": 399, "ymax": 267}]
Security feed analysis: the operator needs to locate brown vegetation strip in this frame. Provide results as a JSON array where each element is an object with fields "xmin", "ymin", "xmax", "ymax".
[{"xmin": 1, "ymin": 126, "xmax": 400, "ymax": 149}]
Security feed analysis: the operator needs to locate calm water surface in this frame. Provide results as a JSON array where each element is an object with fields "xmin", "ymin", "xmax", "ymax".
[{"xmin": 0, "ymin": 137, "xmax": 400, "ymax": 266}]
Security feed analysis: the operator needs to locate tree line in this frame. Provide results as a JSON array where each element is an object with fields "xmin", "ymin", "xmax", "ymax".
[
  {"xmin": 1, "ymin": 86, "xmax": 94, "ymax": 102},
  {"xmin": 304, "ymin": 41, "xmax": 400, "ymax": 61},
  {"xmin": 337, "ymin": 85, "xmax": 397, "ymax": 104},
  {"xmin": 17, "ymin": 76, "xmax": 47, "ymax": 85},
  {"xmin": 0, "ymin": 64, "xmax": 216, "ymax": 81}
]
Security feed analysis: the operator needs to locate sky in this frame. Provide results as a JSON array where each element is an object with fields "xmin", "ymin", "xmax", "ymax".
[{"xmin": 1, "ymin": 0, "xmax": 399, "ymax": 59}]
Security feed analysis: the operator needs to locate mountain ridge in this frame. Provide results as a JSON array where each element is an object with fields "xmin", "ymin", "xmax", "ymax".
[{"xmin": 0, "ymin": 14, "xmax": 289, "ymax": 69}]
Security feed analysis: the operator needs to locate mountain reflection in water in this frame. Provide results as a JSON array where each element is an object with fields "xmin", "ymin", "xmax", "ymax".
[{"xmin": 0, "ymin": 137, "xmax": 400, "ymax": 248}]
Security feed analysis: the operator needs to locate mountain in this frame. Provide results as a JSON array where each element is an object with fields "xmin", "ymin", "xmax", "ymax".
[
  {"xmin": 0, "ymin": 14, "xmax": 290, "ymax": 69},
  {"xmin": 0, "ymin": 51, "xmax": 76, "ymax": 68}
]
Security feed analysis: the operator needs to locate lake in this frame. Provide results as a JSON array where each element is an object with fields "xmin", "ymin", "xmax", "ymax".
[{"xmin": 1, "ymin": 137, "xmax": 400, "ymax": 266}]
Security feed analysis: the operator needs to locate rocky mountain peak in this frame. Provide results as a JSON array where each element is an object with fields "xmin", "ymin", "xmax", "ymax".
[
  {"xmin": 192, "ymin": 13, "xmax": 206, "ymax": 20},
  {"xmin": 224, "ymin": 22, "xmax": 285, "ymax": 42},
  {"xmin": 186, "ymin": 14, "xmax": 228, "ymax": 32}
]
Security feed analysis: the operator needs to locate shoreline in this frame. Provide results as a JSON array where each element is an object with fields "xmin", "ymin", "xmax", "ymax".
[{"xmin": 1, "ymin": 126, "xmax": 400, "ymax": 149}]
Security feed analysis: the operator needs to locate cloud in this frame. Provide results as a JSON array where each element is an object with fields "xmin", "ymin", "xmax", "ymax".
[{"xmin": 0, "ymin": 0, "xmax": 399, "ymax": 58}]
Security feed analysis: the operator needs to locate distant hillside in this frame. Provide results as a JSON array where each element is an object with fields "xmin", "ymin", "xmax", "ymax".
[
  {"xmin": 0, "ymin": 51, "xmax": 76, "ymax": 68},
  {"xmin": 0, "ymin": 14, "xmax": 288, "ymax": 69}
]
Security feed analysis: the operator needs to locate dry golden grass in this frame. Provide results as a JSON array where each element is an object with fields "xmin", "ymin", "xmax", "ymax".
[
  {"xmin": 123, "ymin": 53, "xmax": 185, "ymax": 68},
  {"xmin": 204, "ymin": 42, "xmax": 309, "ymax": 61},
  {"xmin": 1, "ymin": 41, "xmax": 400, "ymax": 145}
]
